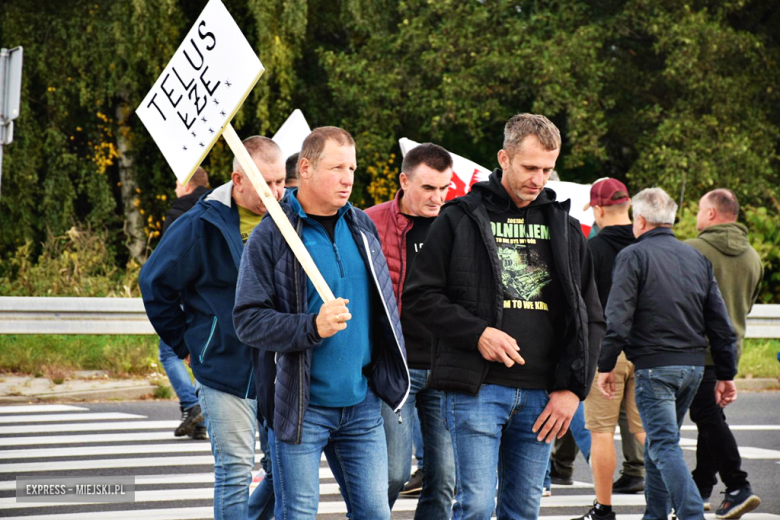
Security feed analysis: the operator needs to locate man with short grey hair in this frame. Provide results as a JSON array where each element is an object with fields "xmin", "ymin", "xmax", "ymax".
[
  {"xmin": 597, "ymin": 187, "xmax": 738, "ymax": 520},
  {"xmin": 405, "ymin": 113, "xmax": 605, "ymax": 519}
]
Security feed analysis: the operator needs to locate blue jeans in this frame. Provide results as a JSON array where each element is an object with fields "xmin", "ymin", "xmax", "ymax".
[
  {"xmin": 159, "ymin": 338, "xmax": 199, "ymax": 410},
  {"xmin": 544, "ymin": 402, "xmax": 590, "ymax": 489},
  {"xmin": 249, "ymin": 417, "xmax": 274, "ymax": 520},
  {"xmin": 444, "ymin": 385, "xmax": 552, "ymax": 520},
  {"xmin": 270, "ymin": 388, "xmax": 391, "ymax": 520},
  {"xmin": 635, "ymin": 366, "xmax": 704, "ymax": 520},
  {"xmin": 199, "ymin": 384, "xmax": 264, "ymax": 520},
  {"xmin": 413, "ymin": 406, "xmax": 424, "ymax": 470},
  {"xmin": 382, "ymin": 368, "xmax": 455, "ymax": 518}
]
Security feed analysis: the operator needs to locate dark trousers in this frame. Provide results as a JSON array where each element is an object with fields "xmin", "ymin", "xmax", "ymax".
[
  {"xmin": 550, "ymin": 430, "xmax": 578, "ymax": 478},
  {"xmin": 689, "ymin": 366, "xmax": 749, "ymax": 498}
]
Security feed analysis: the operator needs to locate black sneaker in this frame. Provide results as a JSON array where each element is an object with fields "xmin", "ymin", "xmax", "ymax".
[
  {"xmin": 571, "ymin": 501, "xmax": 616, "ymax": 520},
  {"xmin": 612, "ymin": 473, "xmax": 644, "ymax": 494},
  {"xmin": 191, "ymin": 424, "xmax": 208, "ymax": 440},
  {"xmin": 716, "ymin": 486, "xmax": 761, "ymax": 519},
  {"xmin": 550, "ymin": 465, "xmax": 574, "ymax": 486},
  {"xmin": 399, "ymin": 469, "xmax": 423, "ymax": 497},
  {"xmin": 175, "ymin": 404, "xmax": 204, "ymax": 437}
]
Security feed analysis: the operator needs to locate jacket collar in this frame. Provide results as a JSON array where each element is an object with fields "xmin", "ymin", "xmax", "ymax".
[
  {"xmin": 204, "ymin": 181, "xmax": 233, "ymax": 208},
  {"xmin": 200, "ymin": 181, "xmax": 243, "ymax": 268},
  {"xmin": 637, "ymin": 226, "xmax": 674, "ymax": 242},
  {"xmin": 287, "ymin": 188, "xmax": 352, "ymax": 221}
]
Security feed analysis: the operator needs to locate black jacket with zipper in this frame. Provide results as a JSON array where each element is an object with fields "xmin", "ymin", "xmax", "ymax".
[{"xmin": 403, "ymin": 169, "xmax": 606, "ymax": 399}]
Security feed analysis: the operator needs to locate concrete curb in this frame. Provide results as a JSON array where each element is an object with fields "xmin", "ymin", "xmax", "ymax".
[
  {"xmin": 0, "ymin": 376, "xmax": 776, "ymax": 404},
  {"xmin": 0, "ymin": 385, "xmax": 159, "ymax": 404},
  {"xmin": 0, "ymin": 374, "xmax": 162, "ymax": 404},
  {"xmin": 735, "ymin": 378, "xmax": 780, "ymax": 392}
]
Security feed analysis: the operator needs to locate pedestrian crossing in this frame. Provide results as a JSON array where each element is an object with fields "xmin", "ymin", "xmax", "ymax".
[{"xmin": 1, "ymin": 403, "xmax": 777, "ymax": 520}]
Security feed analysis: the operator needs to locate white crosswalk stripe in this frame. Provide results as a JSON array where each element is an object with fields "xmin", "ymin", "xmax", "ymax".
[
  {"xmin": 0, "ymin": 412, "xmax": 145, "ymax": 423},
  {"xmin": 1, "ymin": 403, "xmax": 777, "ymax": 520},
  {"xmin": 0, "ymin": 420, "xmax": 180, "ymax": 435},
  {"xmin": 0, "ymin": 405, "xmax": 88, "ymax": 414}
]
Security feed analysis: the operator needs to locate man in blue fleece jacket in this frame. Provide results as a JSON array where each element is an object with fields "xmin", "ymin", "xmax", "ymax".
[
  {"xmin": 234, "ymin": 126, "xmax": 410, "ymax": 520},
  {"xmin": 140, "ymin": 136, "xmax": 285, "ymax": 520}
]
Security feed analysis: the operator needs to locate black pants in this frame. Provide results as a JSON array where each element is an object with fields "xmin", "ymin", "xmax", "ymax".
[
  {"xmin": 551, "ymin": 429, "xmax": 579, "ymax": 478},
  {"xmin": 689, "ymin": 366, "xmax": 749, "ymax": 498}
]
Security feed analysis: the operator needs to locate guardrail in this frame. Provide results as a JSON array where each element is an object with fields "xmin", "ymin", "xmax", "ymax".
[
  {"xmin": 0, "ymin": 297, "xmax": 778, "ymax": 338},
  {"xmin": 0, "ymin": 297, "xmax": 155, "ymax": 335}
]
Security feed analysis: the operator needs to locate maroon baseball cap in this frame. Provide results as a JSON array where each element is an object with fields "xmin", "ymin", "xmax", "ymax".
[{"xmin": 583, "ymin": 178, "xmax": 630, "ymax": 210}]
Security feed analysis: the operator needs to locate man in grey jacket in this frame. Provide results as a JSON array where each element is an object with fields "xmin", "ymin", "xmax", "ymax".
[{"xmin": 597, "ymin": 187, "xmax": 737, "ymax": 520}]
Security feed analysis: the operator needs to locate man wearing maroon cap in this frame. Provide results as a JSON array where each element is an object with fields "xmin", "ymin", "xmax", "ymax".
[{"xmin": 574, "ymin": 178, "xmax": 644, "ymax": 520}]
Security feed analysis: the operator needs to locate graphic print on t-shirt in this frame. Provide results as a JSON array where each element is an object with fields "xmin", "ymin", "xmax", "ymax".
[{"xmin": 490, "ymin": 216, "xmax": 552, "ymax": 311}]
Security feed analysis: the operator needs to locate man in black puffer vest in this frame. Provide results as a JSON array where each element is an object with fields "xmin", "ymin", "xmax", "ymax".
[{"xmin": 404, "ymin": 113, "xmax": 605, "ymax": 520}]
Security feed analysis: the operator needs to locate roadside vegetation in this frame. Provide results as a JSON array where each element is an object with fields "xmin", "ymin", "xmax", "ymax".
[{"xmin": 0, "ymin": 335, "xmax": 775, "ymax": 380}]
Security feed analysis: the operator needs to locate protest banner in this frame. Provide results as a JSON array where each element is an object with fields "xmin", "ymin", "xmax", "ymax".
[
  {"xmin": 399, "ymin": 137, "xmax": 595, "ymax": 235},
  {"xmin": 137, "ymin": 0, "xmax": 334, "ymax": 302},
  {"xmin": 272, "ymin": 109, "xmax": 311, "ymax": 160}
]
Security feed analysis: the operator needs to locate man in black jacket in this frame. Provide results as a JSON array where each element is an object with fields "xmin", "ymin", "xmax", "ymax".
[
  {"xmin": 159, "ymin": 166, "xmax": 209, "ymax": 438},
  {"xmin": 163, "ymin": 167, "xmax": 210, "ymax": 234},
  {"xmin": 404, "ymin": 113, "xmax": 605, "ymax": 519},
  {"xmin": 597, "ymin": 187, "xmax": 737, "ymax": 520}
]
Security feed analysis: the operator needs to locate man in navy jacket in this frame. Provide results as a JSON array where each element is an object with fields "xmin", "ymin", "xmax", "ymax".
[
  {"xmin": 234, "ymin": 126, "xmax": 410, "ymax": 520},
  {"xmin": 597, "ymin": 187, "xmax": 737, "ymax": 520},
  {"xmin": 140, "ymin": 136, "xmax": 285, "ymax": 520}
]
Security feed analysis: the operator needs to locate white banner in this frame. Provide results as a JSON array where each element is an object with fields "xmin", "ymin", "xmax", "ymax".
[
  {"xmin": 399, "ymin": 137, "xmax": 595, "ymax": 235},
  {"xmin": 137, "ymin": 0, "xmax": 264, "ymax": 184},
  {"xmin": 272, "ymin": 109, "xmax": 311, "ymax": 160}
]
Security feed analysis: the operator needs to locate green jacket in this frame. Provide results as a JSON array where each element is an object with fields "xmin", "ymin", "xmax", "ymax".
[{"xmin": 686, "ymin": 223, "xmax": 763, "ymax": 365}]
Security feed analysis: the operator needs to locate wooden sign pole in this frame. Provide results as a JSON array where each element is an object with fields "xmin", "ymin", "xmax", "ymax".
[{"xmin": 221, "ymin": 123, "xmax": 335, "ymax": 303}]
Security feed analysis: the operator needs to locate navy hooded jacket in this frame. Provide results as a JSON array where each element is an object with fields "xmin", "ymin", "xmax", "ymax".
[
  {"xmin": 233, "ymin": 198, "xmax": 410, "ymax": 445},
  {"xmin": 139, "ymin": 182, "xmax": 256, "ymax": 400}
]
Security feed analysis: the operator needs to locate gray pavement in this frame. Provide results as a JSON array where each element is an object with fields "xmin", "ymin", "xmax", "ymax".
[{"xmin": 0, "ymin": 393, "xmax": 778, "ymax": 519}]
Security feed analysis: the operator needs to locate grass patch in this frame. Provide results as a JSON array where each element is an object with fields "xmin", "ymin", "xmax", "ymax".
[
  {"xmin": 0, "ymin": 335, "xmax": 160, "ymax": 377},
  {"xmin": 153, "ymin": 385, "xmax": 174, "ymax": 399},
  {"xmin": 0, "ymin": 335, "xmax": 776, "ymax": 381},
  {"xmin": 739, "ymin": 339, "xmax": 780, "ymax": 379}
]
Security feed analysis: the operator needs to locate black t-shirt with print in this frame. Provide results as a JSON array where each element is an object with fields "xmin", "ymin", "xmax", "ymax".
[
  {"xmin": 484, "ymin": 203, "xmax": 565, "ymax": 389},
  {"xmin": 404, "ymin": 215, "xmax": 435, "ymax": 281}
]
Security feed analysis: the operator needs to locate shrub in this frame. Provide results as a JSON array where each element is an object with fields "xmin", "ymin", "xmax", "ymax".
[{"xmin": 0, "ymin": 225, "xmax": 140, "ymax": 297}]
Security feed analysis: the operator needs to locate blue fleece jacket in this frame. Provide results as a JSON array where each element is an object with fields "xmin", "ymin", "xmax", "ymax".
[
  {"xmin": 233, "ymin": 196, "xmax": 410, "ymax": 444},
  {"xmin": 288, "ymin": 192, "xmax": 373, "ymax": 407},
  {"xmin": 139, "ymin": 182, "xmax": 256, "ymax": 400}
]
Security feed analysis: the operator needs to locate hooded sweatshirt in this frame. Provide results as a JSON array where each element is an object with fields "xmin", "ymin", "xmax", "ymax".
[
  {"xmin": 588, "ymin": 224, "xmax": 636, "ymax": 311},
  {"xmin": 686, "ymin": 223, "xmax": 763, "ymax": 364}
]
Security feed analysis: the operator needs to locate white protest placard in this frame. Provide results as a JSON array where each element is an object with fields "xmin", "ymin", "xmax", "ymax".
[
  {"xmin": 138, "ymin": 0, "xmax": 334, "ymax": 302},
  {"xmin": 272, "ymin": 109, "xmax": 311, "ymax": 160},
  {"xmin": 399, "ymin": 137, "xmax": 595, "ymax": 235},
  {"xmin": 137, "ymin": 0, "xmax": 264, "ymax": 185}
]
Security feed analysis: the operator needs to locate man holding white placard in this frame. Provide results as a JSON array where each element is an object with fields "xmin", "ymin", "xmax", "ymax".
[
  {"xmin": 234, "ymin": 126, "xmax": 410, "ymax": 520},
  {"xmin": 140, "ymin": 136, "xmax": 284, "ymax": 520}
]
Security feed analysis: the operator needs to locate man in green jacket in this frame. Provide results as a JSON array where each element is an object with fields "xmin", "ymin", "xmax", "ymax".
[{"xmin": 686, "ymin": 188, "xmax": 763, "ymax": 519}]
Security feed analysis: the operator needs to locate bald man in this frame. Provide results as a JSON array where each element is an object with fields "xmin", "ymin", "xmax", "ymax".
[
  {"xmin": 686, "ymin": 189, "xmax": 763, "ymax": 518},
  {"xmin": 141, "ymin": 136, "xmax": 285, "ymax": 520}
]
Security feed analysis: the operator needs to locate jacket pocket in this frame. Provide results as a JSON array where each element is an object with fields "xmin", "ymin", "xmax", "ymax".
[{"xmin": 199, "ymin": 316, "xmax": 218, "ymax": 363}]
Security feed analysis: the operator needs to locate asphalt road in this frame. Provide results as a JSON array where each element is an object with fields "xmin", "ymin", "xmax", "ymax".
[{"xmin": 0, "ymin": 392, "xmax": 778, "ymax": 519}]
